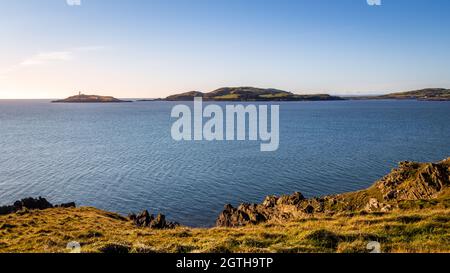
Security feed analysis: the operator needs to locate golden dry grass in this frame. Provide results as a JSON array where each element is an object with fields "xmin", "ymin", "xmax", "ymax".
[{"xmin": 0, "ymin": 206, "xmax": 448, "ymax": 253}]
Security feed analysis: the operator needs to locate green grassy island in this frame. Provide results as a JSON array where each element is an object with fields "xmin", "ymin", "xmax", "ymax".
[{"xmin": 164, "ymin": 87, "xmax": 345, "ymax": 101}]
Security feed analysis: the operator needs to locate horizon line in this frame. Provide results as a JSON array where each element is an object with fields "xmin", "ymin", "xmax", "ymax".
[{"xmin": 0, "ymin": 86, "xmax": 448, "ymax": 100}]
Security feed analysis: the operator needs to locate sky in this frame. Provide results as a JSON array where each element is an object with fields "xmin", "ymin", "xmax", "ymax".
[{"xmin": 0, "ymin": 0, "xmax": 449, "ymax": 99}]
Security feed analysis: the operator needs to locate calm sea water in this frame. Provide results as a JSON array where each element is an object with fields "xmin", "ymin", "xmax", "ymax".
[{"xmin": 0, "ymin": 100, "xmax": 449, "ymax": 226}]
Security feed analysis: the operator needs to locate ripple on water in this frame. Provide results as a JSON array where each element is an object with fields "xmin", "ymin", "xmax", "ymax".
[{"xmin": 0, "ymin": 100, "xmax": 449, "ymax": 226}]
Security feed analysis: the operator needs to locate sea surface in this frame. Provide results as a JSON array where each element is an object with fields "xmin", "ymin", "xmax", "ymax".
[{"xmin": 0, "ymin": 100, "xmax": 449, "ymax": 226}]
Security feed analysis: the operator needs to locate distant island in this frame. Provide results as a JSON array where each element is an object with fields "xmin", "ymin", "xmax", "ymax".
[
  {"xmin": 162, "ymin": 87, "xmax": 345, "ymax": 101},
  {"xmin": 141, "ymin": 87, "xmax": 450, "ymax": 102},
  {"xmin": 52, "ymin": 93, "xmax": 131, "ymax": 103},
  {"xmin": 348, "ymin": 88, "xmax": 450, "ymax": 101},
  {"xmin": 54, "ymin": 88, "xmax": 450, "ymax": 103}
]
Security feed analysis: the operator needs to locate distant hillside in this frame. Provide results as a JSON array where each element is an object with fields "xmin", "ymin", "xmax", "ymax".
[
  {"xmin": 52, "ymin": 94, "xmax": 131, "ymax": 103},
  {"xmin": 165, "ymin": 87, "xmax": 345, "ymax": 101},
  {"xmin": 350, "ymin": 88, "xmax": 450, "ymax": 101}
]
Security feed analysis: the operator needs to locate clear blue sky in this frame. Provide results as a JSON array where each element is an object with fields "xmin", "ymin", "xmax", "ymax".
[{"xmin": 0, "ymin": 0, "xmax": 449, "ymax": 98}]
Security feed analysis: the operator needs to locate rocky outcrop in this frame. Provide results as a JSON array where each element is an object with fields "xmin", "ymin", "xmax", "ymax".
[
  {"xmin": 376, "ymin": 159, "xmax": 450, "ymax": 201},
  {"xmin": 216, "ymin": 204, "xmax": 267, "ymax": 227},
  {"xmin": 216, "ymin": 192, "xmax": 326, "ymax": 227},
  {"xmin": 216, "ymin": 158, "xmax": 450, "ymax": 227},
  {"xmin": 52, "ymin": 93, "xmax": 131, "ymax": 103},
  {"xmin": 364, "ymin": 198, "xmax": 392, "ymax": 212},
  {"xmin": 0, "ymin": 197, "xmax": 76, "ymax": 216},
  {"xmin": 128, "ymin": 210, "xmax": 179, "ymax": 229}
]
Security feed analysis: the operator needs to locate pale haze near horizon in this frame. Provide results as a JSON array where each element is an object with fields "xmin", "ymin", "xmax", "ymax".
[{"xmin": 0, "ymin": 0, "xmax": 449, "ymax": 99}]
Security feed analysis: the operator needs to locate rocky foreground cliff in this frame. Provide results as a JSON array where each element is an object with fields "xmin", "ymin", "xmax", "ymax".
[
  {"xmin": 0, "ymin": 158, "xmax": 449, "ymax": 253},
  {"xmin": 216, "ymin": 158, "xmax": 450, "ymax": 227}
]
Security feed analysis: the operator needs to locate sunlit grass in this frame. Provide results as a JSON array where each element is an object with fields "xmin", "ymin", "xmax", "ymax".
[{"xmin": 0, "ymin": 206, "xmax": 448, "ymax": 253}]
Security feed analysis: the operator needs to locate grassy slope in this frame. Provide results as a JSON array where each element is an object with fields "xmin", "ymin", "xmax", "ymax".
[{"xmin": 1, "ymin": 205, "xmax": 448, "ymax": 253}]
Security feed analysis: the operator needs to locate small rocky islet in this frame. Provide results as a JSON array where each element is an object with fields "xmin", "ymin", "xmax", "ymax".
[{"xmin": 52, "ymin": 93, "xmax": 131, "ymax": 103}]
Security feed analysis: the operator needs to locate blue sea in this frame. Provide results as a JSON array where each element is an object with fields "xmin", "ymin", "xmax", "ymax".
[{"xmin": 0, "ymin": 100, "xmax": 449, "ymax": 226}]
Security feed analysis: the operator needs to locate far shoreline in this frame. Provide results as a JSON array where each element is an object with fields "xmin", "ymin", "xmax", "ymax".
[{"xmin": 2, "ymin": 87, "xmax": 449, "ymax": 102}]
